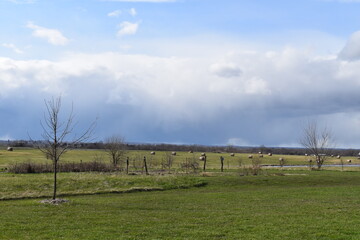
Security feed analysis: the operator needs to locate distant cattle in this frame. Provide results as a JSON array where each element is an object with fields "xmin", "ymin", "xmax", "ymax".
[
  {"xmin": 248, "ymin": 155, "xmax": 253, "ymax": 159},
  {"xmin": 230, "ymin": 153, "xmax": 235, "ymax": 157},
  {"xmin": 150, "ymin": 151, "xmax": 155, "ymax": 155},
  {"xmin": 7, "ymin": 147, "xmax": 13, "ymax": 151},
  {"xmin": 171, "ymin": 152, "xmax": 176, "ymax": 156}
]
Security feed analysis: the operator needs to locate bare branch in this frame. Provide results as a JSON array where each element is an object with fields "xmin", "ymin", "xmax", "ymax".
[
  {"xmin": 29, "ymin": 96, "xmax": 96, "ymax": 200},
  {"xmin": 300, "ymin": 120, "xmax": 334, "ymax": 169},
  {"xmin": 104, "ymin": 135, "xmax": 127, "ymax": 168}
]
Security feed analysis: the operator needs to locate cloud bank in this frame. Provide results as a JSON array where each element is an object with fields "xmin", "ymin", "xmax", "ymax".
[
  {"xmin": 2, "ymin": 29, "xmax": 360, "ymax": 147},
  {"xmin": 338, "ymin": 31, "xmax": 360, "ymax": 60}
]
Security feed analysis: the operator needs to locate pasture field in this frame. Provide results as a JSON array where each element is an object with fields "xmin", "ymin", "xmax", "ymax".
[
  {"xmin": 1, "ymin": 148, "xmax": 360, "ymax": 171},
  {"xmin": 1, "ymin": 148, "xmax": 360, "ymax": 239},
  {"xmin": 1, "ymin": 171, "xmax": 360, "ymax": 239}
]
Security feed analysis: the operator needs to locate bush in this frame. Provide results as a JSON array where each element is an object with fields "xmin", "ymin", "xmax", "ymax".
[
  {"xmin": 238, "ymin": 157, "xmax": 263, "ymax": 176},
  {"xmin": 180, "ymin": 157, "xmax": 199, "ymax": 173},
  {"xmin": 7, "ymin": 161, "xmax": 114, "ymax": 174}
]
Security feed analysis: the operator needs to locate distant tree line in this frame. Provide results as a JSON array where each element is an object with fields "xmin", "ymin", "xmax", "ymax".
[{"xmin": 1, "ymin": 140, "xmax": 359, "ymax": 157}]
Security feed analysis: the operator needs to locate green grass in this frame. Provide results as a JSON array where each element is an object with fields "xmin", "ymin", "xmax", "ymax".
[
  {"xmin": 0, "ymin": 172, "xmax": 205, "ymax": 200},
  {"xmin": 2, "ymin": 148, "xmax": 360, "ymax": 171},
  {"xmin": 1, "ymin": 171, "xmax": 360, "ymax": 239},
  {"xmin": 0, "ymin": 148, "xmax": 106, "ymax": 169},
  {"xmin": 1, "ymin": 149, "xmax": 360, "ymax": 239}
]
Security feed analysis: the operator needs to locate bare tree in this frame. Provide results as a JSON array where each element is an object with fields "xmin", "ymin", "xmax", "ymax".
[
  {"xmin": 104, "ymin": 135, "xmax": 127, "ymax": 169},
  {"xmin": 32, "ymin": 96, "xmax": 95, "ymax": 200},
  {"xmin": 162, "ymin": 152, "xmax": 174, "ymax": 172},
  {"xmin": 300, "ymin": 121, "xmax": 334, "ymax": 170}
]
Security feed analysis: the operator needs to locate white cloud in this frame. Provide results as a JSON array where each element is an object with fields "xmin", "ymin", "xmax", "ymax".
[
  {"xmin": 244, "ymin": 77, "xmax": 271, "ymax": 95},
  {"xmin": 338, "ymin": 31, "xmax": 360, "ymax": 60},
  {"xmin": 323, "ymin": 0, "xmax": 360, "ymax": 2},
  {"xmin": 108, "ymin": 8, "xmax": 137, "ymax": 17},
  {"xmin": 117, "ymin": 21, "xmax": 139, "ymax": 37},
  {"xmin": 0, "ymin": 48, "xmax": 354, "ymax": 122},
  {"xmin": 101, "ymin": 0, "xmax": 175, "ymax": 2},
  {"xmin": 2, "ymin": 43, "xmax": 23, "ymax": 54},
  {"xmin": 2, "ymin": 32, "xmax": 360, "ymax": 145},
  {"xmin": 210, "ymin": 62, "xmax": 242, "ymax": 78},
  {"xmin": 26, "ymin": 22, "xmax": 69, "ymax": 46},
  {"xmin": 6, "ymin": 0, "xmax": 36, "ymax": 4},
  {"xmin": 108, "ymin": 10, "xmax": 122, "ymax": 17},
  {"xmin": 129, "ymin": 8, "xmax": 137, "ymax": 17},
  {"xmin": 227, "ymin": 138, "xmax": 251, "ymax": 146}
]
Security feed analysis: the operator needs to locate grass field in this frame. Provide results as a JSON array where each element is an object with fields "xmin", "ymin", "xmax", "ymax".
[
  {"xmin": 1, "ymin": 148, "xmax": 360, "ymax": 171},
  {"xmin": 1, "ymin": 149, "xmax": 360, "ymax": 239},
  {"xmin": 0, "ymin": 172, "xmax": 206, "ymax": 200},
  {"xmin": 1, "ymin": 171, "xmax": 360, "ymax": 239}
]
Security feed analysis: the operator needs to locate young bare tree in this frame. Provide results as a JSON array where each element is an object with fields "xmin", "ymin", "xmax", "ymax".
[
  {"xmin": 104, "ymin": 135, "xmax": 127, "ymax": 168},
  {"xmin": 162, "ymin": 152, "xmax": 174, "ymax": 172},
  {"xmin": 300, "ymin": 121, "xmax": 334, "ymax": 170},
  {"xmin": 32, "ymin": 96, "xmax": 95, "ymax": 200}
]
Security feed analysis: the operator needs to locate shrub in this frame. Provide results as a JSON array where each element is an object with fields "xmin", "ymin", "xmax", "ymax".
[
  {"xmin": 238, "ymin": 157, "xmax": 263, "ymax": 176},
  {"xmin": 7, "ymin": 161, "xmax": 114, "ymax": 174},
  {"xmin": 180, "ymin": 157, "xmax": 199, "ymax": 173}
]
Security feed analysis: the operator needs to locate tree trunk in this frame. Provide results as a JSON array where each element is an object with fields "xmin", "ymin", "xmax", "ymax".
[
  {"xmin": 316, "ymin": 156, "xmax": 322, "ymax": 170},
  {"xmin": 53, "ymin": 160, "xmax": 57, "ymax": 200}
]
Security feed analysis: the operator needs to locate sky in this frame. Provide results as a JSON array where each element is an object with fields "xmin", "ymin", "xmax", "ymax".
[{"xmin": 1, "ymin": 0, "xmax": 360, "ymax": 147}]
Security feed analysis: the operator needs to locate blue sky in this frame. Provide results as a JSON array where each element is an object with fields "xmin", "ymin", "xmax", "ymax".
[{"xmin": 1, "ymin": 0, "xmax": 360, "ymax": 147}]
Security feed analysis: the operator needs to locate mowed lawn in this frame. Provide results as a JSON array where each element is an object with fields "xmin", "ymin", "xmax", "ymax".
[{"xmin": 1, "ymin": 171, "xmax": 360, "ymax": 239}]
